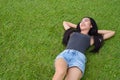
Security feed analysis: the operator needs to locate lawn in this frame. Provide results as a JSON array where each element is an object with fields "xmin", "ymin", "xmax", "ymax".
[{"xmin": 0, "ymin": 0, "xmax": 120, "ymax": 80}]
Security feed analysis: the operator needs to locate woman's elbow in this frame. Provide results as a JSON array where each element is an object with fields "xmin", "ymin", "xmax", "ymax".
[{"xmin": 111, "ymin": 31, "xmax": 115, "ymax": 36}]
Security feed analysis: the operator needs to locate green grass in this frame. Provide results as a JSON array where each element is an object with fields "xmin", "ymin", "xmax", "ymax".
[{"xmin": 0, "ymin": 0, "xmax": 120, "ymax": 80}]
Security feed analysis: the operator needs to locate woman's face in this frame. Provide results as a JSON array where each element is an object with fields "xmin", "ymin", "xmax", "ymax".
[{"xmin": 80, "ymin": 18, "xmax": 92, "ymax": 31}]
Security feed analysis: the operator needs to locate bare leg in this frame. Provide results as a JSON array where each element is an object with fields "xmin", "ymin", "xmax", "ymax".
[
  {"xmin": 65, "ymin": 67, "xmax": 82, "ymax": 80},
  {"xmin": 52, "ymin": 58, "xmax": 68, "ymax": 80}
]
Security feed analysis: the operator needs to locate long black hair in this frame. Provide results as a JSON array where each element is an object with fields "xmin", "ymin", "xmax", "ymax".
[{"xmin": 62, "ymin": 17, "xmax": 104, "ymax": 53}]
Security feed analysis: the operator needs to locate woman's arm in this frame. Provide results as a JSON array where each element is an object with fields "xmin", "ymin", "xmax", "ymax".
[
  {"xmin": 63, "ymin": 21, "xmax": 77, "ymax": 30},
  {"xmin": 98, "ymin": 30, "xmax": 115, "ymax": 40},
  {"xmin": 90, "ymin": 30, "xmax": 115, "ymax": 46}
]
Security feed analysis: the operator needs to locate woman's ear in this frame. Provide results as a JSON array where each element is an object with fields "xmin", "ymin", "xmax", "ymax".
[{"xmin": 91, "ymin": 26, "xmax": 93, "ymax": 28}]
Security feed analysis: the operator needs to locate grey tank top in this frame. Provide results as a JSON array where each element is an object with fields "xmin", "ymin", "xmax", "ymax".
[{"xmin": 66, "ymin": 32, "xmax": 90, "ymax": 53}]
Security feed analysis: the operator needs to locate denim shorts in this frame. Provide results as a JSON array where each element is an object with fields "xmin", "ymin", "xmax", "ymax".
[{"xmin": 55, "ymin": 49, "xmax": 87, "ymax": 75}]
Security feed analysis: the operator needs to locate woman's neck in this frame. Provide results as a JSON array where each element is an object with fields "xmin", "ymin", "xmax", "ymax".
[{"xmin": 81, "ymin": 30, "xmax": 89, "ymax": 35}]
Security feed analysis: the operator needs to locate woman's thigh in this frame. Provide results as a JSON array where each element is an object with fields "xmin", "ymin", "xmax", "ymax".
[
  {"xmin": 54, "ymin": 58, "xmax": 68, "ymax": 74},
  {"xmin": 65, "ymin": 67, "xmax": 82, "ymax": 80}
]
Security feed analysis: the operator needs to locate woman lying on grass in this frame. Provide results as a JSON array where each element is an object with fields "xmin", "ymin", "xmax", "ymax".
[{"xmin": 52, "ymin": 17, "xmax": 115, "ymax": 80}]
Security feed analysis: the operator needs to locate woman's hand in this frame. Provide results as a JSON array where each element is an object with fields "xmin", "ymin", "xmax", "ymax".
[{"xmin": 63, "ymin": 21, "xmax": 77, "ymax": 30}]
